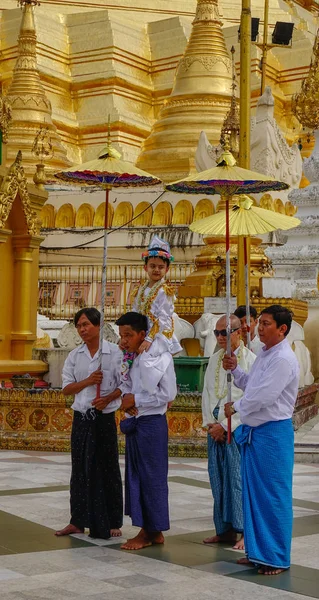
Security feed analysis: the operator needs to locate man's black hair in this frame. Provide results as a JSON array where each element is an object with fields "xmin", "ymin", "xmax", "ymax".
[
  {"xmin": 234, "ymin": 305, "xmax": 258, "ymax": 320},
  {"xmin": 115, "ymin": 311, "xmax": 148, "ymax": 332},
  {"xmin": 144, "ymin": 249, "xmax": 170, "ymax": 268},
  {"xmin": 74, "ymin": 307, "xmax": 100, "ymax": 327},
  {"xmin": 260, "ymin": 304, "xmax": 293, "ymax": 336}
]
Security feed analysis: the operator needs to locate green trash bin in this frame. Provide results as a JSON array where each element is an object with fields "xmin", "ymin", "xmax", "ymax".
[{"xmin": 173, "ymin": 356, "xmax": 209, "ymax": 393}]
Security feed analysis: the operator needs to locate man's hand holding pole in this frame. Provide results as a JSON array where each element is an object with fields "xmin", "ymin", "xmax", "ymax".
[{"xmin": 223, "ymin": 353, "xmax": 238, "ymax": 425}]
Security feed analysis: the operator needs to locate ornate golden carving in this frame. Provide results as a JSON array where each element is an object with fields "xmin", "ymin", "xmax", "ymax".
[
  {"xmin": 292, "ymin": 28, "xmax": 319, "ymax": 129},
  {"xmin": 164, "ymin": 98, "xmax": 230, "ymax": 108},
  {"xmin": 179, "ymin": 55, "xmax": 231, "ymax": 73},
  {"xmin": 32, "ymin": 123, "xmax": 53, "ymax": 188},
  {"xmin": 17, "ymin": 1, "xmax": 41, "ymax": 7},
  {"xmin": 32, "ymin": 125, "xmax": 53, "ymax": 162},
  {"xmin": 194, "ymin": 0, "xmax": 222, "ymax": 23},
  {"xmin": 0, "ymin": 151, "xmax": 38, "ymax": 234},
  {"xmin": 0, "ymin": 96, "xmax": 12, "ymax": 143},
  {"xmin": 220, "ymin": 47, "xmax": 239, "ymax": 157},
  {"xmin": 4, "ymin": 0, "xmax": 69, "ymax": 177}
]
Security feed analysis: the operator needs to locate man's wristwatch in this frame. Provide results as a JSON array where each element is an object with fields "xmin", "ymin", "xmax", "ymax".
[{"xmin": 228, "ymin": 403, "xmax": 236, "ymax": 416}]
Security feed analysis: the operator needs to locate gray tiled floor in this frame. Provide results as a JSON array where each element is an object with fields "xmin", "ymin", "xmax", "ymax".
[{"xmin": 0, "ymin": 441, "xmax": 319, "ymax": 599}]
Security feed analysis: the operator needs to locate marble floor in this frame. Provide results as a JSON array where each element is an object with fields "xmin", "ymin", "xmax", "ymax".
[{"xmin": 0, "ymin": 449, "xmax": 319, "ymax": 600}]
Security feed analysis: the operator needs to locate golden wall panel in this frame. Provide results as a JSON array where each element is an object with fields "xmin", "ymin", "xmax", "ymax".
[
  {"xmin": 0, "ymin": 386, "xmax": 317, "ymax": 457},
  {"xmin": 1, "ymin": 2, "xmax": 317, "ymax": 170}
]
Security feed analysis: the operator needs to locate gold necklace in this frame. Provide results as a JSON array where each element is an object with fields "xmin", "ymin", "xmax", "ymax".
[
  {"xmin": 214, "ymin": 341, "xmax": 244, "ymax": 400},
  {"xmin": 136, "ymin": 280, "xmax": 163, "ymax": 318}
]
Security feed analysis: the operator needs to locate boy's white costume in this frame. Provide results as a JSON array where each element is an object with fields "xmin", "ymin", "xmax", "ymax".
[{"xmin": 132, "ymin": 236, "xmax": 182, "ymax": 356}]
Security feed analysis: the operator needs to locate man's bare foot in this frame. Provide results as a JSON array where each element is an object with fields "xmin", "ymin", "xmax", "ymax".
[
  {"xmin": 121, "ymin": 528, "xmax": 152, "ymax": 550},
  {"xmin": 110, "ymin": 529, "xmax": 122, "ymax": 537},
  {"xmin": 237, "ymin": 557, "xmax": 254, "ymax": 566},
  {"xmin": 55, "ymin": 524, "xmax": 84, "ymax": 537},
  {"xmin": 203, "ymin": 531, "xmax": 237, "ymax": 545},
  {"xmin": 150, "ymin": 531, "xmax": 164, "ymax": 545},
  {"xmin": 258, "ymin": 565, "xmax": 288, "ymax": 575},
  {"xmin": 233, "ymin": 535, "xmax": 245, "ymax": 550}
]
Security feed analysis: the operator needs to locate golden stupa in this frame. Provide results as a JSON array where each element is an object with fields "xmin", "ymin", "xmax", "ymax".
[
  {"xmin": 4, "ymin": 0, "xmax": 70, "ymax": 178},
  {"xmin": 136, "ymin": 0, "xmax": 234, "ymax": 182}
]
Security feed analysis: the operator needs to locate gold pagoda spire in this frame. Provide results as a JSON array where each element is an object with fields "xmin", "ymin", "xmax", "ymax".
[
  {"xmin": 292, "ymin": 28, "xmax": 319, "ymax": 130},
  {"xmin": 5, "ymin": 0, "xmax": 70, "ymax": 177},
  {"xmin": 137, "ymin": 0, "xmax": 233, "ymax": 182}
]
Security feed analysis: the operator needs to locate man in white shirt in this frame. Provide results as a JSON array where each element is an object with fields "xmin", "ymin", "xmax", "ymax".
[
  {"xmin": 224, "ymin": 304, "xmax": 299, "ymax": 575},
  {"xmin": 114, "ymin": 311, "xmax": 177, "ymax": 551},
  {"xmin": 234, "ymin": 305, "xmax": 264, "ymax": 355},
  {"xmin": 55, "ymin": 307, "xmax": 123, "ymax": 540},
  {"xmin": 202, "ymin": 314, "xmax": 256, "ymax": 551}
]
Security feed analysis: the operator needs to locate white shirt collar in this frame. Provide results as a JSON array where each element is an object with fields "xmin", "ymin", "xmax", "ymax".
[
  {"xmin": 261, "ymin": 337, "xmax": 288, "ymax": 356},
  {"xmin": 77, "ymin": 340, "xmax": 111, "ymax": 356}
]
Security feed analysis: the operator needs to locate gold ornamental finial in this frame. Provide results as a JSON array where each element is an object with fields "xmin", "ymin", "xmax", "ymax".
[
  {"xmin": 292, "ymin": 29, "xmax": 319, "ymax": 129},
  {"xmin": 32, "ymin": 125, "xmax": 53, "ymax": 187},
  {"xmin": 98, "ymin": 115, "xmax": 121, "ymax": 160},
  {"xmin": 217, "ymin": 147, "xmax": 237, "ymax": 167},
  {"xmin": 220, "ymin": 46, "xmax": 240, "ymax": 157},
  {"xmin": 193, "ymin": 0, "xmax": 222, "ymax": 23},
  {"xmin": 32, "ymin": 125, "xmax": 53, "ymax": 162},
  {"xmin": 0, "ymin": 96, "xmax": 12, "ymax": 143}
]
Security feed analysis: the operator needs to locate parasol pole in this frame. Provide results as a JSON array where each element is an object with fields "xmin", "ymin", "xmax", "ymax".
[
  {"xmin": 237, "ymin": 0, "xmax": 251, "ymax": 309},
  {"xmin": 225, "ymin": 195, "xmax": 232, "ymax": 444},
  {"xmin": 96, "ymin": 184, "xmax": 111, "ymax": 399},
  {"xmin": 244, "ymin": 236, "xmax": 251, "ymax": 350}
]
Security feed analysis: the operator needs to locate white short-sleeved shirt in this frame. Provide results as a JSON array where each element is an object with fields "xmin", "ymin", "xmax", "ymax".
[{"xmin": 62, "ymin": 340, "xmax": 122, "ymax": 414}]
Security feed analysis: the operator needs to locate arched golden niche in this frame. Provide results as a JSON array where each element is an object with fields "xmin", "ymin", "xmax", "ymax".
[
  {"xmin": 113, "ymin": 202, "xmax": 133, "ymax": 227},
  {"xmin": 132, "ymin": 202, "xmax": 152, "ymax": 227},
  {"xmin": 172, "ymin": 199, "xmax": 194, "ymax": 225},
  {"xmin": 41, "ymin": 204, "xmax": 55, "ymax": 228},
  {"xmin": 41, "ymin": 204, "xmax": 56, "ymax": 229},
  {"xmin": 259, "ymin": 193, "xmax": 275, "ymax": 211},
  {"xmin": 55, "ymin": 203, "xmax": 75, "ymax": 228},
  {"xmin": 152, "ymin": 201, "xmax": 172, "ymax": 226},
  {"xmin": 194, "ymin": 198, "xmax": 215, "ymax": 222},
  {"xmin": 75, "ymin": 203, "xmax": 94, "ymax": 228},
  {"xmin": 285, "ymin": 201, "xmax": 297, "ymax": 216},
  {"xmin": 93, "ymin": 202, "xmax": 114, "ymax": 227},
  {"xmin": 274, "ymin": 198, "xmax": 285, "ymax": 214}
]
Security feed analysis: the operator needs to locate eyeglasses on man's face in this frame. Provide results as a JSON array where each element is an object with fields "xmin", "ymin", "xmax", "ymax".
[{"xmin": 213, "ymin": 327, "xmax": 240, "ymax": 338}]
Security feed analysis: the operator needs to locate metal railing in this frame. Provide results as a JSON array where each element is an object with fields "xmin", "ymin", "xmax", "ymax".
[{"xmin": 38, "ymin": 263, "xmax": 193, "ymax": 321}]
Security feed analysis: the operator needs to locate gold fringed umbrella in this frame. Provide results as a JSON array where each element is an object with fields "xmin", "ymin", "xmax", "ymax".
[
  {"xmin": 55, "ymin": 145, "xmax": 161, "ymax": 189},
  {"xmin": 190, "ymin": 194, "xmax": 300, "ymax": 365},
  {"xmin": 165, "ymin": 149, "xmax": 290, "ymax": 443},
  {"xmin": 165, "ymin": 150, "xmax": 289, "ymax": 196},
  {"xmin": 55, "ymin": 125, "xmax": 162, "ymax": 399}
]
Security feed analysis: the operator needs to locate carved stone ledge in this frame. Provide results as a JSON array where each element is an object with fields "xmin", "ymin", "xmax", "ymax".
[
  {"xmin": 266, "ymin": 245, "xmax": 319, "ymax": 261},
  {"xmin": 289, "ymin": 186, "xmax": 319, "ymax": 206}
]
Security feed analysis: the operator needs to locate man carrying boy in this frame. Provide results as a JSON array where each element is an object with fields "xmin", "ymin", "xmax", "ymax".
[{"xmin": 115, "ymin": 311, "xmax": 177, "ymax": 550}]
